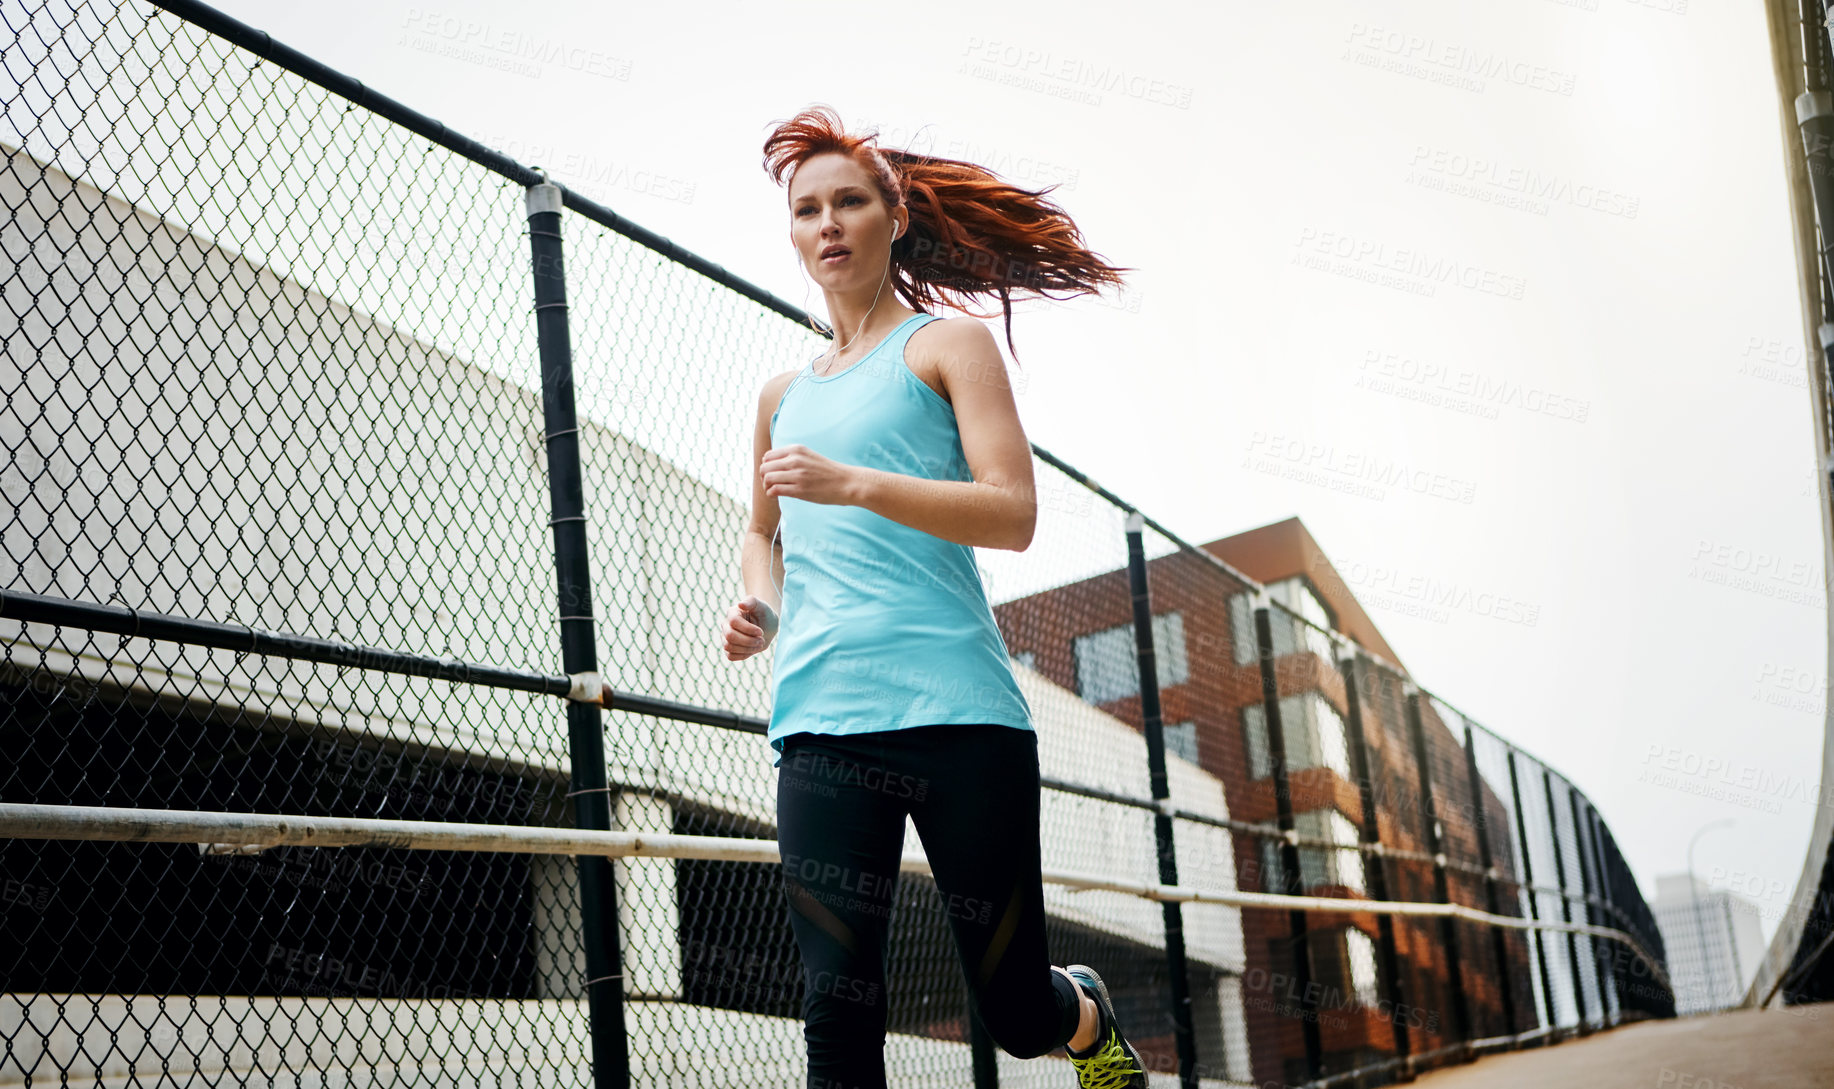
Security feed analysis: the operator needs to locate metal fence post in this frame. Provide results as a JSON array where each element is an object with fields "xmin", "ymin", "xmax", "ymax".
[
  {"xmin": 1124, "ymin": 511, "xmax": 1199, "ymax": 1088},
  {"xmin": 1251, "ymin": 592, "xmax": 1322, "ymax": 1081},
  {"xmin": 526, "ymin": 175, "xmax": 630, "ymax": 1089},
  {"xmin": 1460, "ymin": 723, "xmax": 1518, "ymax": 1036},
  {"xmin": 1568, "ymin": 791, "xmax": 1613, "ymax": 1023},
  {"xmin": 1504, "ymin": 750, "xmax": 1558, "ymax": 1033},
  {"xmin": 1337, "ymin": 646, "xmax": 1411, "ymax": 1070},
  {"xmin": 1401, "ymin": 685, "xmax": 1471, "ymax": 1053},
  {"xmin": 1540, "ymin": 769, "xmax": 1591, "ymax": 1034},
  {"xmin": 1584, "ymin": 803, "xmax": 1621, "ymax": 1025}
]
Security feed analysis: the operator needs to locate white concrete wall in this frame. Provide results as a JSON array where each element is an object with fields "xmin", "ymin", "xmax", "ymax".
[{"xmin": 615, "ymin": 792, "xmax": 682, "ymax": 999}]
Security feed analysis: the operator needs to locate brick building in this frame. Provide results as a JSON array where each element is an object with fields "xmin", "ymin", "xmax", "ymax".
[{"xmin": 992, "ymin": 516, "xmax": 1533, "ymax": 1083}]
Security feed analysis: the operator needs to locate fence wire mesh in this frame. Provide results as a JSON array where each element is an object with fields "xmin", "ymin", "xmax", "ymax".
[
  {"xmin": 3, "ymin": 0, "xmax": 590, "ymax": 1084},
  {"xmin": 1, "ymin": 2, "xmax": 1671, "ymax": 1087}
]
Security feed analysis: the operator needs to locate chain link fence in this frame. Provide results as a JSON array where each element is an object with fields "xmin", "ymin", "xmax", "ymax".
[{"xmin": 0, "ymin": 1, "xmax": 1671, "ymax": 1087}]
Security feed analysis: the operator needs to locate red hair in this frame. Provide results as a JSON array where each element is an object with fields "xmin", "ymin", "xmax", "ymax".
[{"xmin": 762, "ymin": 105, "xmax": 1131, "ymax": 364}]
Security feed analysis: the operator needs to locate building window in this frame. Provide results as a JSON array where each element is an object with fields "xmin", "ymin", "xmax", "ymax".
[
  {"xmin": 1259, "ymin": 809, "xmax": 1365, "ymax": 895},
  {"xmin": 1071, "ymin": 612, "xmax": 1189, "ymax": 704},
  {"xmin": 1320, "ymin": 810, "xmax": 1366, "ymax": 894},
  {"xmin": 1243, "ymin": 693, "xmax": 1351, "ymax": 780},
  {"xmin": 1309, "ymin": 926, "xmax": 1382, "ymax": 1008},
  {"xmin": 1257, "ymin": 839, "xmax": 1280, "ymax": 892},
  {"xmin": 1270, "ymin": 575, "xmax": 1334, "ymax": 632},
  {"xmin": 1229, "ymin": 577, "xmax": 1336, "ymax": 665},
  {"xmin": 1346, "ymin": 928, "xmax": 1380, "ymax": 1006},
  {"xmin": 1229, "ymin": 592, "xmax": 1257, "ymax": 666},
  {"xmin": 1162, "ymin": 719, "xmax": 1199, "ymax": 764}
]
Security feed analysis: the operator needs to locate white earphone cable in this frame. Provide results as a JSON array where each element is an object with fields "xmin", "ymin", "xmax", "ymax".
[{"xmin": 767, "ymin": 224, "xmax": 899, "ymax": 614}]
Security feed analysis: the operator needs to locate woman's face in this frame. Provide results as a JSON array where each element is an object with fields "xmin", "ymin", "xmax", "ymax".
[{"xmin": 788, "ymin": 151, "xmax": 905, "ymax": 290}]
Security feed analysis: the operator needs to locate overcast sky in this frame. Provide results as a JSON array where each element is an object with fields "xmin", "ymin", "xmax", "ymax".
[{"xmin": 188, "ymin": 0, "xmax": 1827, "ymax": 942}]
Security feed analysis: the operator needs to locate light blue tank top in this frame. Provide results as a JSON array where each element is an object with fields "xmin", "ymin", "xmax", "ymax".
[{"xmin": 766, "ymin": 312, "xmax": 1033, "ymax": 765}]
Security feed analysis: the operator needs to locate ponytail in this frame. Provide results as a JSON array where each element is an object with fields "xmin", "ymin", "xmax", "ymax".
[{"xmin": 763, "ymin": 105, "xmax": 1131, "ymax": 364}]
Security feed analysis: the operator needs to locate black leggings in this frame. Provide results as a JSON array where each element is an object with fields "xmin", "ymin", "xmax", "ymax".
[{"xmin": 776, "ymin": 723, "xmax": 1083, "ymax": 1089}]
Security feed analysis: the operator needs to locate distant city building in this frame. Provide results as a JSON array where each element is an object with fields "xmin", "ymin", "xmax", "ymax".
[{"xmin": 1652, "ymin": 874, "xmax": 1766, "ymax": 1014}]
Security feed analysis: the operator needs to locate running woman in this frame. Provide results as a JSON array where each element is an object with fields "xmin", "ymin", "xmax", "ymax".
[{"xmin": 720, "ymin": 105, "xmax": 1143, "ymax": 1089}]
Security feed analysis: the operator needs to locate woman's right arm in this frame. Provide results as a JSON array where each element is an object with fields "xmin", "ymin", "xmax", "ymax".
[{"xmin": 723, "ymin": 371, "xmax": 795, "ymax": 660}]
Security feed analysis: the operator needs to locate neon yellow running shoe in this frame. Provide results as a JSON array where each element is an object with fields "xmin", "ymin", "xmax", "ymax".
[{"xmin": 1062, "ymin": 964, "xmax": 1148, "ymax": 1089}]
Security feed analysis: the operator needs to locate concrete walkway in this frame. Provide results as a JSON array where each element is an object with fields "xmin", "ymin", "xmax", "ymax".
[{"xmin": 1411, "ymin": 1006, "xmax": 1834, "ymax": 1089}]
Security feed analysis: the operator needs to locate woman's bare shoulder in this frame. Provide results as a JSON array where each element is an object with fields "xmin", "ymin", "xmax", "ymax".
[
  {"xmin": 907, "ymin": 317, "xmax": 1010, "ymax": 400},
  {"xmin": 759, "ymin": 367, "xmax": 799, "ymax": 403},
  {"xmin": 910, "ymin": 314, "xmax": 999, "ymax": 356},
  {"xmin": 755, "ymin": 368, "xmax": 804, "ymax": 430}
]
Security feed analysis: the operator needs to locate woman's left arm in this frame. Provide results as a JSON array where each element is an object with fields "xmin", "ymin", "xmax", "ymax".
[{"xmin": 851, "ymin": 318, "xmax": 1036, "ymax": 551}]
